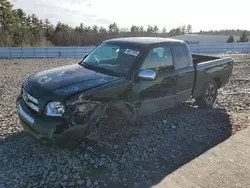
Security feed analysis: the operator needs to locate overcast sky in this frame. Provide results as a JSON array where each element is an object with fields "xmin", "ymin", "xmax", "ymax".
[{"xmin": 10, "ymin": 0, "xmax": 249, "ymax": 32}]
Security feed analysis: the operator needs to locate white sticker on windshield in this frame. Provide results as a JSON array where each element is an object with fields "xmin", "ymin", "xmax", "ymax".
[{"xmin": 124, "ymin": 49, "xmax": 140, "ymax": 56}]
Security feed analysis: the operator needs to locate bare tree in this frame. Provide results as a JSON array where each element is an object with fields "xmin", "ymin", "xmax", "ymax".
[{"xmin": 187, "ymin": 24, "xmax": 192, "ymax": 33}]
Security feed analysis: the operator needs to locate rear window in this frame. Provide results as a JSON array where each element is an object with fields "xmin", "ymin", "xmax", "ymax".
[{"xmin": 171, "ymin": 44, "xmax": 190, "ymax": 70}]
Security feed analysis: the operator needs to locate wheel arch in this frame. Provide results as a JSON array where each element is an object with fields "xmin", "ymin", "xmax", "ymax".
[{"xmin": 213, "ymin": 77, "xmax": 221, "ymax": 89}]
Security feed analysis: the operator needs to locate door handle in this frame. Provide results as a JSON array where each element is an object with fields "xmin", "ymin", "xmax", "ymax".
[{"xmin": 178, "ymin": 74, "xmax": 184, "ymax": 77}]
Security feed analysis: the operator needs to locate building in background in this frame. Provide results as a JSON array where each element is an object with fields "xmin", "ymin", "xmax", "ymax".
[{"xmin": 171, "ymin": 34, "xmax": 240, "ymax": 44}]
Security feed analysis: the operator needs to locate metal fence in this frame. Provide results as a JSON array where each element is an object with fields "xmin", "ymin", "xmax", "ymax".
[{"xmin": 0, "ymin": 43, "xmax": 250, "ymax": 59}]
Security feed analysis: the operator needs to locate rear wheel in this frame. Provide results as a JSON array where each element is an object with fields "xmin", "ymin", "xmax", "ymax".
[{"xmin": 195, "ymin": 80, "xmax": 218, "ymax": 108}]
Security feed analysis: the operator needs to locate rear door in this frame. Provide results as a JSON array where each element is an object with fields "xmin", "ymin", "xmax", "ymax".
[
  {"xmin": 134, "ymin": 44, "xmax": 178, "ymax": 115},
  {"xmin": 171, "ymin": 43, "xmax": 195, "ymax": 103}
]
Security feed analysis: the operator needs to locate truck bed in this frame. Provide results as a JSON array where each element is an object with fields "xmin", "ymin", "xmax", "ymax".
[
  {"xmin": 191, "ymin": 54, "xmax": 233, "ymax": 99},
  {"xmin": 192, "ymin": 54, "xmax": 220, "ymax": 64}
]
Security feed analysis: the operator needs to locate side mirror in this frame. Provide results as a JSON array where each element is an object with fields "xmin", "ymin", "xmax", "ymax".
[
  {"xmin": 138, "ymin": 69, "xmax": 156, "ymax": 81},
  {"xmin": 83, "ymin": 53, "xmax": 88, "ymax": 60}
]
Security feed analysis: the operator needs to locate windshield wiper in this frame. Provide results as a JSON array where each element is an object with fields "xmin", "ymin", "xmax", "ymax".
[
  {"xmin": 90, "ymin": 65, "xmax": 122, "ymax": 77},
  {"xmin": 80, "ymin": 62, "xmax": 123, "ymax": 77},
  {"xmin": 79, "ymin": 61, "xmax": 92, "ymax": 69}
]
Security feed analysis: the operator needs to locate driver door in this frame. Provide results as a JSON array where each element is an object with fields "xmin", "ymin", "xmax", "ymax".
[{"xmin": 134, "ymin": 45, "xmax": 178, "ymax": 116}]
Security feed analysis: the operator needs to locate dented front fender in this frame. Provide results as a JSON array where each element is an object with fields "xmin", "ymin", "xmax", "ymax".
[{"xmin": 52, "ymin": 96, "xmax": 137, "ymax": 145}]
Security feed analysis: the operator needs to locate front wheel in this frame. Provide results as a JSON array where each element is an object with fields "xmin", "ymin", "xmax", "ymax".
[{"xmin": 195, "ymin": 80, "xmax": 218, "ymax": 108}]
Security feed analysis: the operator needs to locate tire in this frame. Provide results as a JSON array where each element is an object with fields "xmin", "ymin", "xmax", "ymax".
[{"xmin": 195, "ymin": 80, "xmax": 218, "ymax": 108}]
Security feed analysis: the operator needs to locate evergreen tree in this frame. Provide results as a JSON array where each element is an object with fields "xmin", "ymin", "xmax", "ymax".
[
  {"xmin": 238, "ymin": 31, "xmax": 249, "ymax": 42},
  {"xmin": 0, "ymin": 0, "xmax": 15, "ymax": 46},
  {"xmin": 227, "ymin": 36, "xmax": 234, "ymax": 43}
]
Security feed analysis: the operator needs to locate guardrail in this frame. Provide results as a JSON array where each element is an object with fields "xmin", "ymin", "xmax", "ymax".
[
  {"xmin": 0, "ymin": 46, "xmax": 95, "ymax": 59},
  {"xmin": 189, "ymin": 43, "xmax": 250, "ymax": 54},
  {"xmin": 0, "ymin": 43, "xmax": 250, "ymax": 58}
]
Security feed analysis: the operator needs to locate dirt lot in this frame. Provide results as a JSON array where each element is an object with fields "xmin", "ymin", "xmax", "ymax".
[{"xmin": 0, "ymin": 55, "xmax": 250, "ymax": 188}]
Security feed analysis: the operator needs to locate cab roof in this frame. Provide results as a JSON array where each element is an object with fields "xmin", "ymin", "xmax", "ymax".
[{"xmin": 104, "ymin": 37, "xmax": 184, "ymax": 47}]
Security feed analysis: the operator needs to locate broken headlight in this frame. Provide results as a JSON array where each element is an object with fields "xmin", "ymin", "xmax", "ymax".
[{"xmin": 45, "ymin": 102, "xmax": 65, "ymax": 117}]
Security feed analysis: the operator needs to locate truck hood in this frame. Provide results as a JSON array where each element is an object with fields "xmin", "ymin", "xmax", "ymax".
[{"xmin": 24, "ymin": 64, "xmax": 121, "ymax": 97}]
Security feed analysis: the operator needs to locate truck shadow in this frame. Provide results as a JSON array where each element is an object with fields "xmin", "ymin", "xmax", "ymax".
[
  {"xmin": 93, "ymin": 102, "xmax": 233, "ymax": 187},
  {"xmin": 1, "ymin": 102, "xmax": 232, "ymax": 188}
]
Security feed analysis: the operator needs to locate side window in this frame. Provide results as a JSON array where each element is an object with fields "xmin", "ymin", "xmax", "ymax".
[
  {"xmin": 171, "ymin": 44, "xmax": 190, "ymax": 70},
  {"xmin": 153, "ymin": 47, "xmax": 164, "ymax": 57},
  {"xmin": 141, "ymin": 46, "xmax": 174, "ymax": 72}
]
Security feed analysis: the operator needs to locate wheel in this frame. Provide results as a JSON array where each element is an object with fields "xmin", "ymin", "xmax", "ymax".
[
  {"xmin": 195, "ymin": 80, "xmax": 218, "ymax": 108},
  {"xmin": 53, "ymin": 103, "xmax": 107, "ymax": 148}
]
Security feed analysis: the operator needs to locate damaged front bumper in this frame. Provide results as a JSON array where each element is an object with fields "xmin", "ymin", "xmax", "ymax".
[
  {"xmin": 17, "ymin": 98, "xmax": 67, "ymax": 145},
  {"xmin": 17, "ymin": 93, "xmax": 135, "ymax": 146}
]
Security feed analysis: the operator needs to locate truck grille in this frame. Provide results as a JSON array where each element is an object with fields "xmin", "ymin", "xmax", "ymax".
[{"xmin": 22, "ymin": 89, "xmax": 39, "ymax": 112}]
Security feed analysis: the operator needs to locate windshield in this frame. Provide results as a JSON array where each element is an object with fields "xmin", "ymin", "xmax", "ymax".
[{"xmin": 81, "ymin": 43, "xmax": 141, "ymax": 76}]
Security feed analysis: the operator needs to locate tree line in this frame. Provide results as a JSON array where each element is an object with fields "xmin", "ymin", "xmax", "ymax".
[
  {"xmin": 0, "ymin": 0, "xmax": 249, "ymax": 47},
  {"xmin": 226, "ymin": 31, "xmax": 249, "ymax": 43}
]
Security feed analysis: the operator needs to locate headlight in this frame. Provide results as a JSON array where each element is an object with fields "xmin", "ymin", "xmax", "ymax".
[{"xmin": 45, "ymin": 102, "xmax": 65, "ymax": 117}]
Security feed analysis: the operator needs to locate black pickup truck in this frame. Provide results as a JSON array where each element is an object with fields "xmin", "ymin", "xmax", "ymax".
[{"xmin": 16, "ymin": 37, "xmax": 233, "ymax": 145}]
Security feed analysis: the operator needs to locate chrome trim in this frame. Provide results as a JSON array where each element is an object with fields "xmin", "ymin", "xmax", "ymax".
[
  {"xmin": 26, "ymin": 92, "xmax": 38, "ymax": 104},
  {"xmin": 22, "ymin": 89, "xmax": 39, "ymax": 112},
  {"xmin": 27, "ymin": 101, "xmax": 39, "ymax": 112},
  {"xmin": 18, "ymin": 103, "xmax": 35, "ymax": 124},
  {"xmin": 138, "ymin": 69, "xmax": 156, "ymax": 81}
]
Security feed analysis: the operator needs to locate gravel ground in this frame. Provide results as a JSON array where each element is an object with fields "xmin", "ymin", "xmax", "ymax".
[{"xmin": 0, "ymin": 56, "xmax": 250, "ymax": 188}]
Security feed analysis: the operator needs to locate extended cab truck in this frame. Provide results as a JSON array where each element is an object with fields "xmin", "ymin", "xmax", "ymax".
[{"xmin": 16, "ymin": 37, "xmax": 233, "ymax": 145}]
